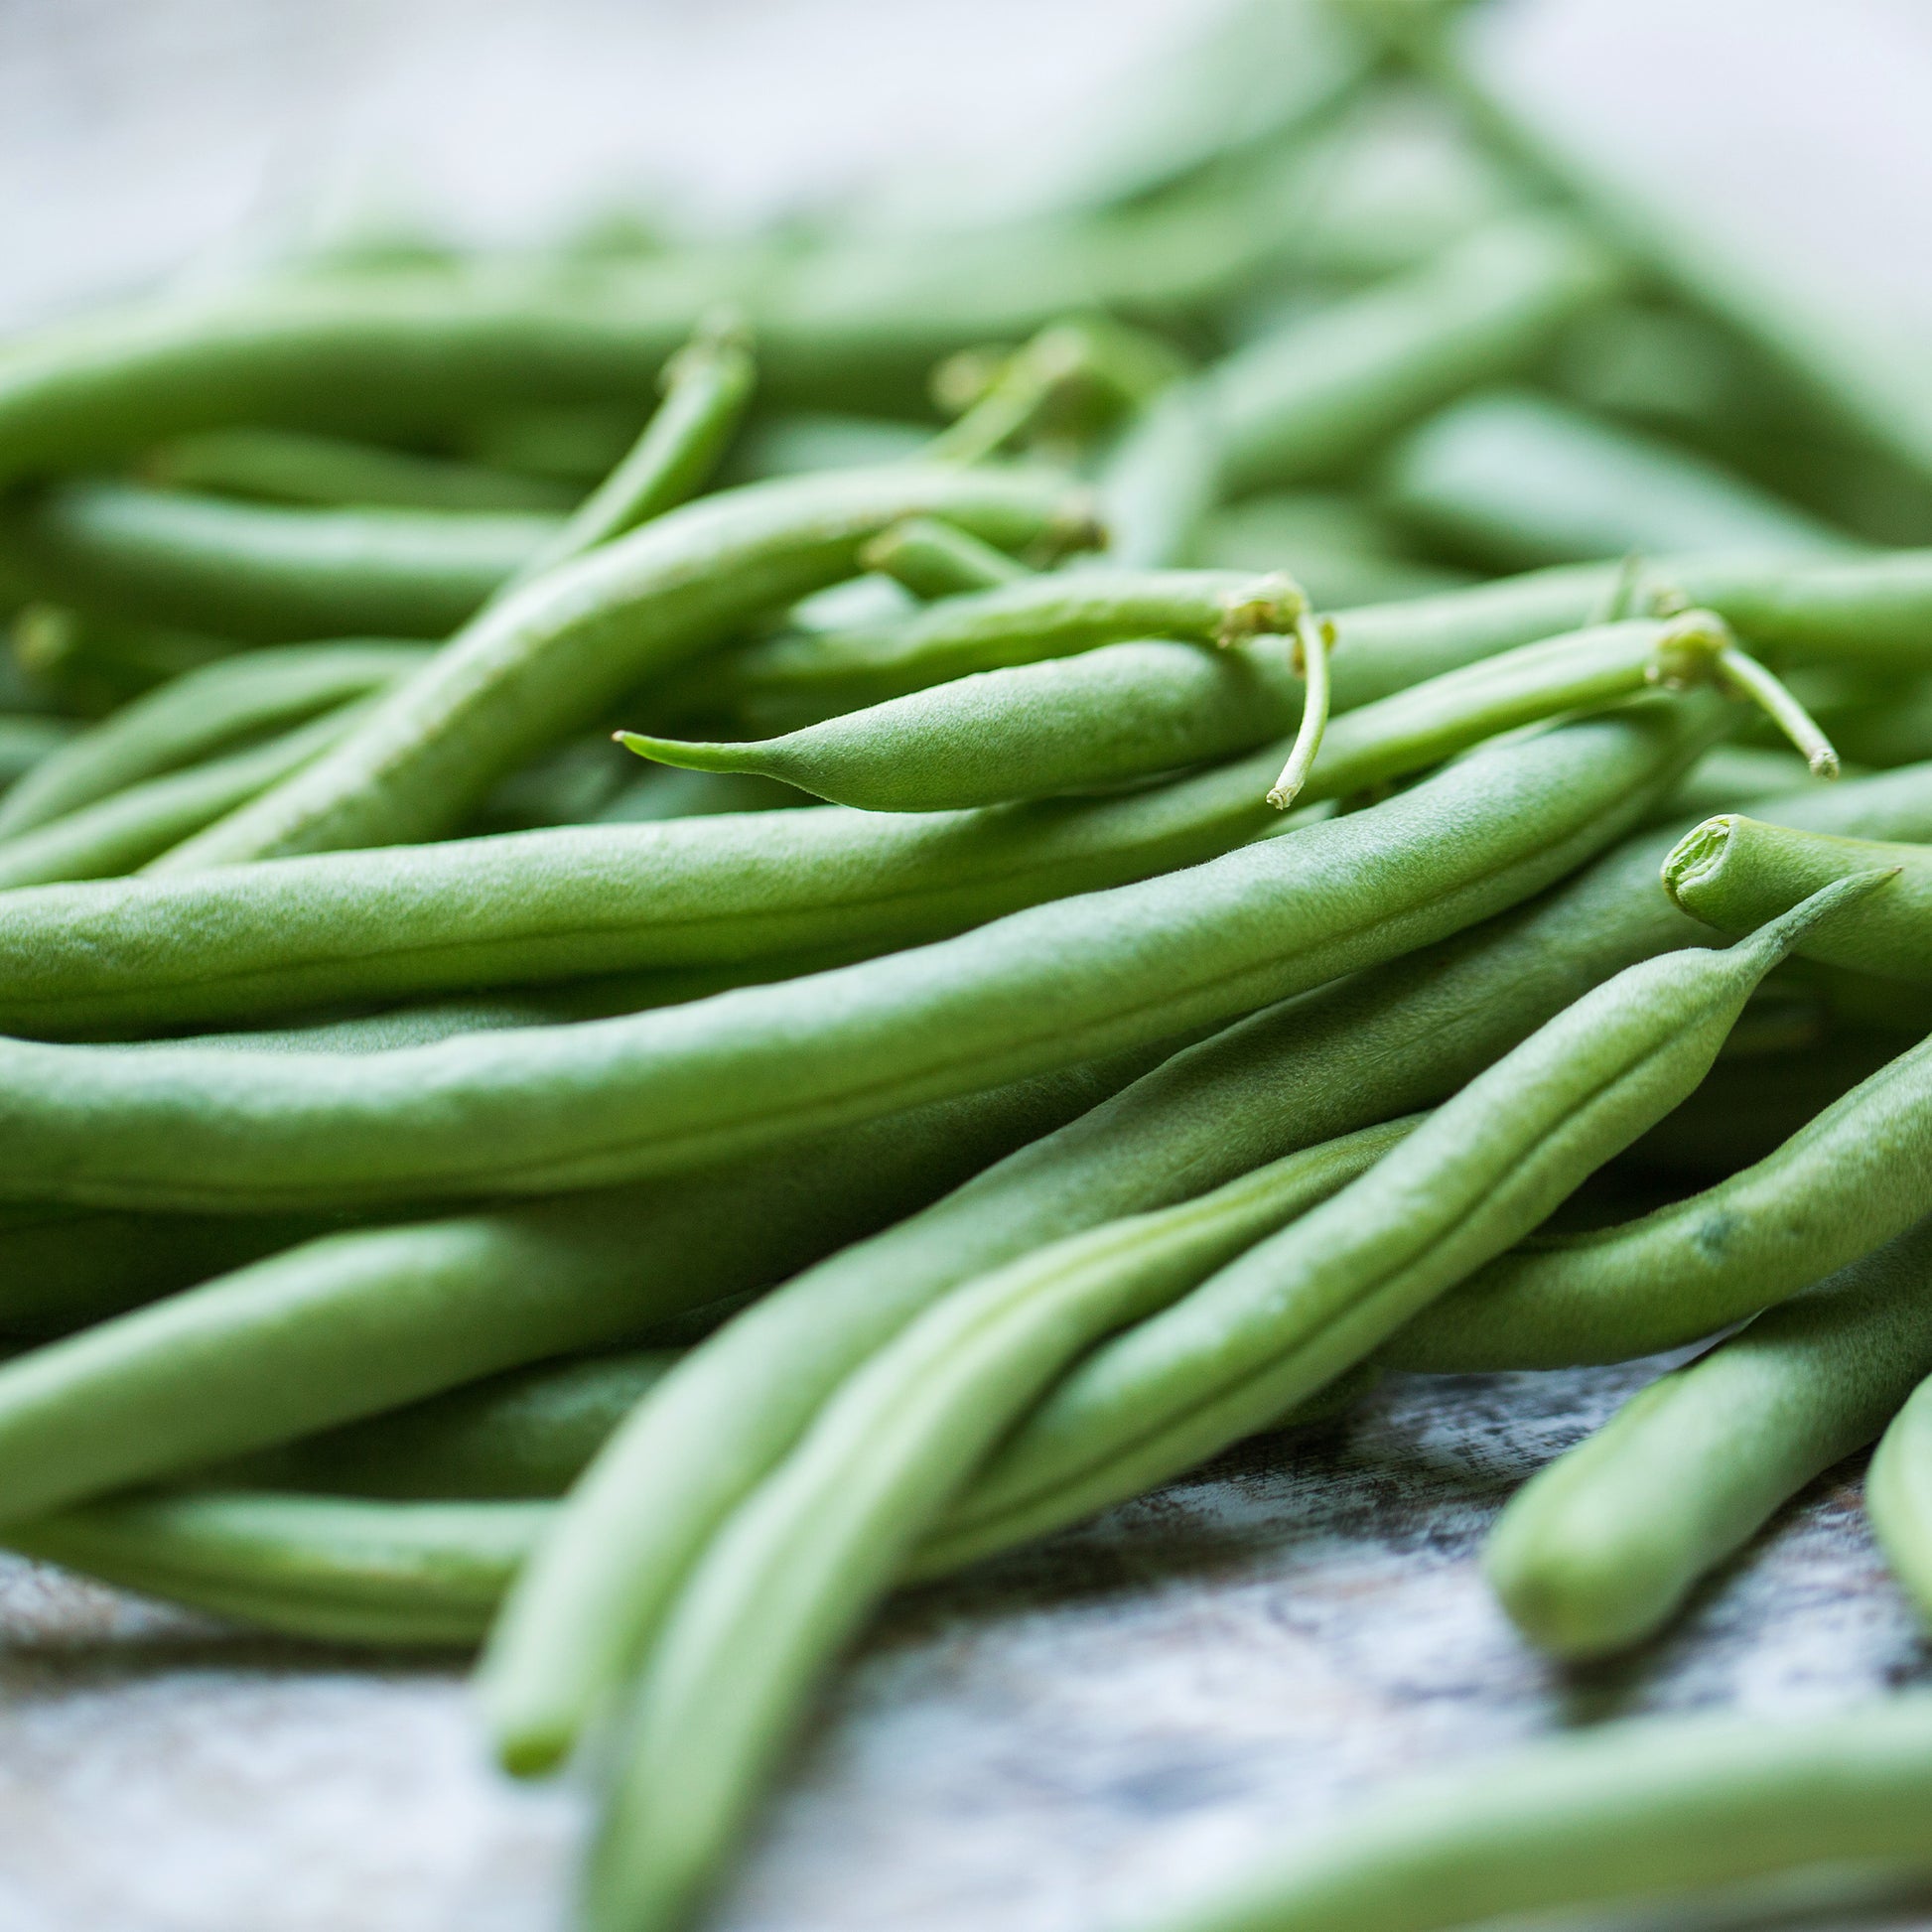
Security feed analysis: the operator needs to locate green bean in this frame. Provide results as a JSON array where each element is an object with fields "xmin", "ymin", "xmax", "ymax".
[
  {"xmin": 1869, "ymin": 1372, "xmax": 1932, "ymax": 1629},
  {"xmin": 0, "ymin": 704, "xmax": 1715, "ymax": 1210},
  {"xmin": 917, "ymin": 880, "xmax": 1873, "ymax": 1576},
  {"xmin": 0, "ymin": 1046, "xmax": 1152, "ymax": 1526},
  {"xmin": 9, "ymin": 600, "xmax": 234, "ymax": 711},
  {"xmin": 1653, "ymin": 744, "xmax": 1819, "ymax": 823},
  {"xmin": 152, "ymin": 463, "xmax": 1081, "ymax": 868},
  {"xmin": 1193, "ymin": 490, "xmax": 1473, "ymax": 608},
  {"xmin": 584, "ymin": 1124, "xmax": 1413, "ymax": 1932},
  {"xmin": 499, "ymin": 314, "xmax": 756, "ymax": 594},
  {"xmin": 228, "ymin": 1349, "xmax": 678, "ymax": 1500},
  {"xmin": 714, "ymin": 566, "xmax": 1299, "ymax": 732},
  {"xmin": 1123, "ymin": 1699, "xmax": 1932, "ymax": 1932},
  {"xmin": 146, "ymin": 425, "xmax": 579, "ymax": 512},
  {"xmin": 1209, "ymin": 216, "xmax": 1621, "ymax": 495},
  {"xmin": 1665, "ymin": 815, "xmax": 1932, "ymax": 981},
  {"xmin": 729, "ymin": 414, "xmax": 931, "ymax": 483},
  {"xmin": 0, "ymin": 700, "xmax": 376, "ymax": 889},
  {"xmin": 0, "ymin": 482, "xmax": 560, "ymax": 641},
  {"xmin": 1387, "ymin": 1026, "xmax": 1932, "ymax": 1372},
  {"xmin": 1380, "ymin": 389, "xmax": 1855, "ymax": 570},
  {"xmin": 1486, "ymin": 1215, "xmax": 1932, "ymax": 1660},
  {"xmin": 859, "ymin": 516, "xmax": 1030, "ymax": 600},
  {"xmin": 0, "ymin": 712, "xmax": 77, "ymax": 790},
  {"xmin": 0, "ymin": 641, "xmax": 428, "ymax": 838},
  {"xmin": 8, "ymin": 1488, "xmax": 543, "ymax": 1646},
  {"xmin": 1093, "ymin": 382, "xmax": 1220, "ymax": 568},
  {"xmin": 619, "ymin": 613, "xmax": 1780, "ymax": 815}
]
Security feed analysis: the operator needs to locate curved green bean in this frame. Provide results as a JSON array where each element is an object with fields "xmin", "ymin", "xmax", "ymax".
[
  {"xmin": 152, "ymin": 463, "xmax": 1081, "ymax": 868},
  {"xmin": 9, "ymin": 1488, "xmax": 543, "ymax": 1646},
  {"xmin": 0, "ymin": 482, "xmax": 559, "ymax": 641},
  {"xmin": 917, "ymin": 880, "xmax": 1873, "ymax": 1576},
  {"xmin": 1387, "ymin": 1029, "xmax": 1932, "ymax": 1372},
  {"xmin": 1123, "ymin": 1699, "xmax": 1932, "ymax": 1932},
  {"xmin": 0, "ymin": 1045, "xmax": 1149, "ymax": 1526},
  {"xmin": 585, "ymin": 1124, "xmax": 1413, "ymax": 1932},
  {"xmin": 0, "ymin": 699, "xmax": 377, "ymax": 889},
  {"xmin": 0, "ymin": 640, "xmax": 428, "ymax": 838},
  {"xmin": 1666, "ymin": 814, "xmax": 1932, "ymax": 980},
  {"xmin": 1209, "ymin": 215, "xmax": 1621, "ymax": 494},
  {"xmin": 1487, "ymin": 1214, "xmax": 1932, "ymax": 1660},
  {"xmin": 146, "ymin": 425, "xmax": 580, "ymax": 513},
  {"xmin": 859, "ymin": 516, "xmax": 1030, "ymax": 600},
  {"xmin": 0, "ymin": 705, "xmax": 1714, "ymax": 1209},
  {"xmin": 620, "ymin": 614, "xmax": 1760, "ymax": 815}
]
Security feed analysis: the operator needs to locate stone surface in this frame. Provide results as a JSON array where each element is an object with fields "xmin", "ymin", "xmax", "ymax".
[{"xmin": 2, "ymin": 1359, "xmax": 1927, "ymax": 1931}]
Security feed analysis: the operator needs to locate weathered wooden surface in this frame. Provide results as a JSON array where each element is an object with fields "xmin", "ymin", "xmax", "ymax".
[{"xmin": 1, "ymin": 1358, "xmax": 1926, "ymax": 1931}]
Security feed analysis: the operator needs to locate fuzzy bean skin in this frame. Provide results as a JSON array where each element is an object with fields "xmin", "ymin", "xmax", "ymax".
[
  {"xmin": 147, "ymin": 426, "xmax": 580, "ymax": 513},
  {"xmin": 1209, "ymin": 216, "xmax": 1621, "ymax": 494},
  {"xmin": 1870, "ymin": 1374, "xmax": 1932, "ymax": 1628},
  {"xmin": 0, "ymin": 482, "xmax": 559, "ymax": 641},
  {"xmin": 716, "ymin": 568, "xmax": 1299, "ymax": 731},
  {"xmin": 1487, "ymin": 1216, "xmax": 1932, "ymax": 1660},
  {"xmin": 0, "ymin": 706, "xmax": 1715, "ymax": 1211},
  {"xmin": 9, "ymin": 1489, "xmax": 543, "ymax": 1645},
  {"xmin": 918, "ymin": 883, "xmax": 1869, "ymax": 1574},
  {"xmin": 1124, "ymin": 1700, "xmax": 1932, "ymax": 1932},
  {"xmin": 153, "ymin": 464, "xmax": 1080, "ymax": 868},
  {"xmin": 0, "ymin": 1049, "xmax": 1151, "ymax": 1526},
  {"xmin": 1665, "ymin": 815, "xmax": 1932, "ymax": 981},
  {"xmin": 1388, "ymin": 1029, "xmax": 1932, "ymax": 1372},
  {"xmin": 232, "ymin": 1350, "xmax": 679, "ymax": 1500},
  {"xmin": 584, "ymin": 1125, "xmax": 1411, "ymax": 1932},
  {"xmin": 0, "ymin": 701, "xmax": 375, "ymax": 889},
  {"xmin": 0, "ymin": 641, "xmax": 428, "ymax": 838},
  {"xmin": 1382, "ymin": 388, "xmax": 1855, "ymax": 570},
  {"xmin": 624, "ymin": 618, "xmax": 1715, "ymax": 814}
]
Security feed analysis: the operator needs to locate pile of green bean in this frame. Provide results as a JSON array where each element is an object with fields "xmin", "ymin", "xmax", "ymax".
[{"xmin": 11, "ymin": 2, "xmax": 1932, "ymax": 1927}]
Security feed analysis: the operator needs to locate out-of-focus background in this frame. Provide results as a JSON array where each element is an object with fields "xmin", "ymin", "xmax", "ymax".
[{"xmin": 7, "ymin": 3, "xmax": 1932, "ymax": 1930}]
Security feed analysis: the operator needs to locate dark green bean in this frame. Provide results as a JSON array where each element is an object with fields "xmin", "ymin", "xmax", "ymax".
[
  {"xmin": 9, "ymin": 1488, "xmax": 542, "ymax": 1646},
  {"xmin": 152, "ymin": 463, "xmax": 1081, "ymax": 867},
  {"xmin": 1209, "ymin": 216, "xmax": 1621, "ymax": 494},
  {"xmin": 0, "ymin": 705, "xmax": 1715, "ymax": 1210},
  {"xmin": 917, "ymin": 880, "xmax": 1873, "ymax": 1576},
  {"xmin": 1122, "ymin": 1699, "xmax": 1932, "ymax": 1932},
  {"xmin": 1665, "ymin": 814, "xmax": 1932, "ymax": 981},
  {"xmin": 1387, "ymin": 1029, "xmax": 1932, "ymax": 1372},
  {"xmin": 0, "ymin": 640, "xmax": 428, "ymax": 838},
  {"xmin": 1487, "ymin": 1215, "xmax": 1932, "ymax": 1659},
  {"xmin": 0, "ymin": 1046, "xmax": 1154, "ymax": 1526},
  {"xmin": 1380, "ymin": 388, "xmax": 1855, "ymax": 570},
  {"xmin": 0, "ymin": 482, "xmax": 559, "ymax": 641},
  {"xmin": 0, "ymin": 712, "xmax": 77, "ymax": 790},
  {"xmin": 146, "ymin": 426, "xmax": 579, "ymax": 512}
]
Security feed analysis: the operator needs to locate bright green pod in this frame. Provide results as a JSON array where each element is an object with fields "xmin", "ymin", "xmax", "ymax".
[
  {"xmin": 915, "ymin": 878, "xmax": 1880, "ymax": 1576},
  {"xmin": 0, "ymin": 640, "xmax": 428, "ymax": 838},
  {"xmin": 621, "ymin": 616, "xmax": 1726, "ymax": 815},
  {"xmin": 0, "ymin": 482, "xmax": 560, "ymax": 641},
  {"xmin": 583, "ymin": 1124, "xmax": 1413, "ymax": 1932},
  {"xmin": 1486, "ymin": 1215, "xmax": 1932, "ymax": 1661},
  {"xmin": 1387, "ymin": 1030, "xmax": 1932, "ymax": 1372},
  {"xmin": 0, "ymin": 1048, "xmax": 1149, "ymax": 1527},
  {"xmin": 1665, "ymin": 814, "xmax": 1932, "ymax": 980},
  {"xmin": 1122, "ymin": 1700, "xmax": 1932, "ymax": 1932},
  {"xmin": 1208, "ymin": 215, "xmax": 1622, "ymax": 494},
  {"xmin": 0, "ymin": 705, "xmax": 1715, "ymax": 1211},
  {"xmin": 1381, "ymin": 388, "xmax": 1855, "ymax": 570},
  {"xmin": 8, "ymin": 1489, "xmax": 543, "ymax": 1646},
  {"xmin": 153, "ymin": 463, "xmax": 1083, "ymax": 868}
]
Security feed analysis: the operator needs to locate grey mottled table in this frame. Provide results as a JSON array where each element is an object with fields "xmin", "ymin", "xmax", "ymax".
[{"xmin": 2, "ymin": 1358, "xmax": 1926, "ymax": 1932}]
